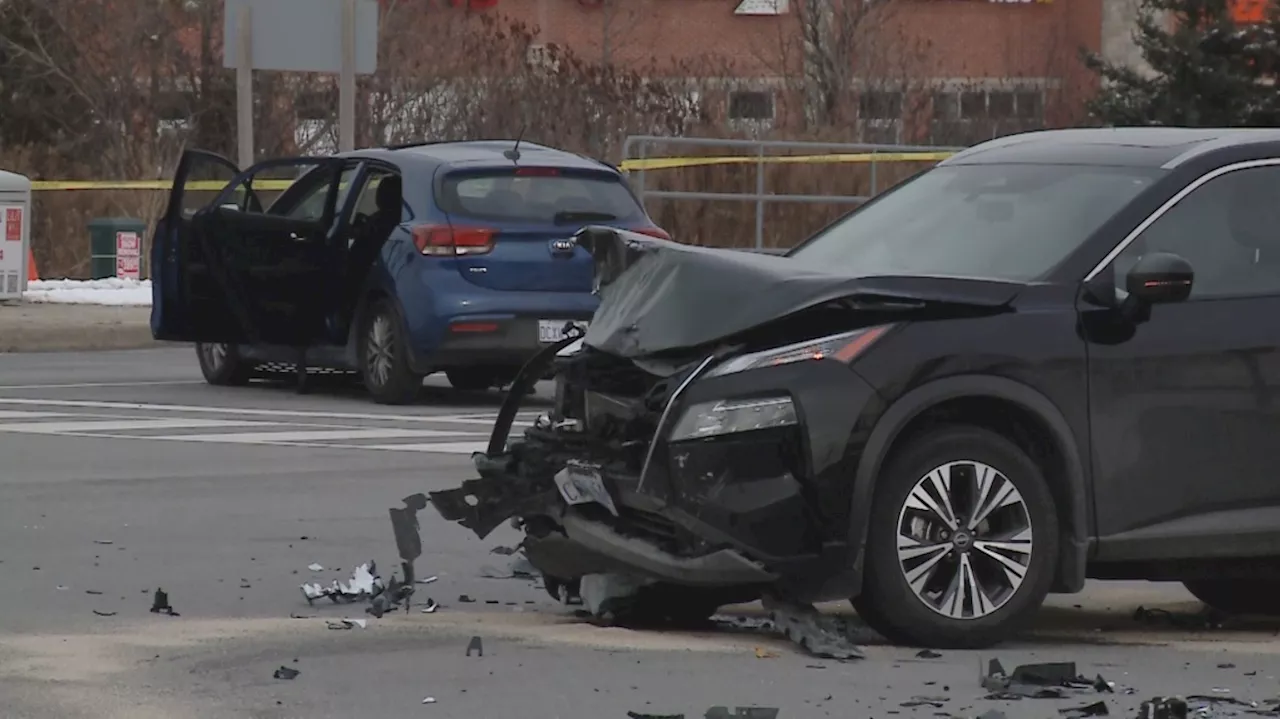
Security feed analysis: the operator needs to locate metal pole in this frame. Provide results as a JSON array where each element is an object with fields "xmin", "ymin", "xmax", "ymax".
[
  {"xmin": 235, "ymin": 3, "xmax": 254, "ymax": 168},
  {"xmin": 339, "ymin": 0, "xmax": 357, "ymax": 153},
  {"xmin": 754, "ymin": 144, "xmax": 764, "ymax": 249},
  {"xmin": 870, "ymin": 150, "xmax": 878, "ymax": 196}
]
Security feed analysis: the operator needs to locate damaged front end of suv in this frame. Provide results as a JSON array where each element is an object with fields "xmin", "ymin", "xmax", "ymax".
[{"xmin": 425, "ymin": 226, "xmax": 1011, "ymax": 616}]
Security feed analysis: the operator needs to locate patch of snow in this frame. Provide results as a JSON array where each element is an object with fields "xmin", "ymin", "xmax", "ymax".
[{"xmin": 24, "ymin": 278, "xmax": 152, "ymax": 306}]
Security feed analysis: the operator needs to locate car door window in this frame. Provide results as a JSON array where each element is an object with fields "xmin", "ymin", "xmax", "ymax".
[
  {"xmin": 1114, "ymin": 165, "xmax": 1280, "ymax": 299},
  {"xmin": 278, "ymin": 165, "xmax": 360, "ymax": 222}
]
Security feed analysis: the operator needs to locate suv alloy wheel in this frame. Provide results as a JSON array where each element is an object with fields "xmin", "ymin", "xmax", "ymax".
[
  {"xmin": 853, "ymin": 425, "xmax": 1059, "ymax": 648},
  {"xmin": 360, "ymin": 299, "xmax": 421, "ymax": 405}
]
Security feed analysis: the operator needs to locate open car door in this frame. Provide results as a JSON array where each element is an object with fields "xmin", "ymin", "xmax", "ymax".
[{"xmin": 151, "ymin": 150, "xmax": 349, "ymax": 347}]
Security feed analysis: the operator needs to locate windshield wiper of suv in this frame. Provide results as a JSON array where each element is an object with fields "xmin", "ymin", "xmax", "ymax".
[{"xmin": 554, "ymin": 210, "xmax": 617, "ymax": 225}]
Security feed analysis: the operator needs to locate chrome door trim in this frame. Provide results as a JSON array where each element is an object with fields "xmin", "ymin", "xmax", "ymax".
[{"xmin": 1083, "ymin": 158, "xmax": 1280, "ymax": 283}]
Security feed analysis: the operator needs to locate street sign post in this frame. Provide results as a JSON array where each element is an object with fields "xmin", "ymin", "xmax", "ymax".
[{"xmin": 224, "ymin": 0, "xmax": 379, "ymax": 162}]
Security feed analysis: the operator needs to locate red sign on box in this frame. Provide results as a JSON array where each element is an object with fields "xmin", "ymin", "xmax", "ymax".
[
  {"xmin": 116, "ymin": 231, "xmax": 141, "ymax": 254},
  {"xmin": 5, "ymin": 208, "xmax": 21, "ymax": 242},
  {"xmin": 116, "ymin": 254, "xmax": 141, "ymax": 280}
]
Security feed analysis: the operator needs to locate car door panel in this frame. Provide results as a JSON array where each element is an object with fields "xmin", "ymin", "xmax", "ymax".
[
  {"xmin": 155, "ymin": 154, "xmax": 347, "ymax": 347},
  {"xmin": 151, "ymin": 149, "xmax": 241, "ymax": 342},
  {"xmin": 1086, "ymin": 162, "xmax": 1280, "ymax": 562}
]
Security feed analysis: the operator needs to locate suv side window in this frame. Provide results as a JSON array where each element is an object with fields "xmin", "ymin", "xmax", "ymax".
[{"xmin": 1114, "ymin": 165, "xmax": 1280, "ymax": 299}]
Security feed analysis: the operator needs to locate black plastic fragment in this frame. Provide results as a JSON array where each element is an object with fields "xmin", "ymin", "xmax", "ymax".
[
  {"xmin": 916, "ymin": 649, "xmax": 943, "ymax": 659},
  {"xmin": 466, "ymin": 636, "xmax": 483, "ymax": 657},
  {"xmin": 459, "ymin": 594, "xmax": 475, "ymax": 603},
  {"xmin": 1133, "ymin": 605, "xmax": 1228, "ymax": 630},
  {"xmin": 976, "ymin": 711, "xmax": 1009, "ymax": 719},
  {"xmin": 273, "ymin": 666, "xmax": 300, "ymax": 680},
  {"xmin": 1136, "ymin": 697, "xmax": 1188, "ymax": 719},
  {"xmin": 150, "ymin": 588, "xmax": 179, "ymax": 616},
  {"xmin": 627, "ymin": 713, "xmax": 684, "ymax": 719},
  {"xmin": 1060, "ymin": 700, "xmax": 1109, "ymax": 717},
  {"xmin": 704, "ymin": 708, "xmax": 778, "ymax": 719},
  {"xmin": 92, "ymin": 610, "xmax": 117, "ymax": 617}
]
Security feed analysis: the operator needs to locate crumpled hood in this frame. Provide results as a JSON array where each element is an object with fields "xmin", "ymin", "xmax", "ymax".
[{"xmin": 574, "ymin": 227, "xmax": 1025, "ymax": 358}]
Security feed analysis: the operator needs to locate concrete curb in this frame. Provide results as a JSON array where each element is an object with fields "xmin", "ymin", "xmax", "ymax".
[{"xmin": 0, "ymin": 303, "xmax": 167, "ymax": 353}]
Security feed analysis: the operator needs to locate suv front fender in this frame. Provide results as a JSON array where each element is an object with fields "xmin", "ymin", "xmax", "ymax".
[{"xmin": 845, "ymin": 374, "xmax": 1090, "ymax": 597}]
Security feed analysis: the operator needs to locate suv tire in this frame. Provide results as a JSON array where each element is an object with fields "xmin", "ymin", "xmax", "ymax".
[
  {"xmin": 853, "ymin": 425, "xmax": 1059, "ymax": 649},
  {"xmin": 1183, "ymin": 579, "xmax": 1280, "ymax": 616},
  {"xmin": 359, "ymin": 300, "xmax": 421, "ymax": 405},
  {"xmin": 195, "ymin": 342, "xmax": 255, "ymax": 386}
]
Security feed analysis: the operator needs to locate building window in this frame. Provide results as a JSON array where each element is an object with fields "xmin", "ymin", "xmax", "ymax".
[
  {"xmin": 859, "ymin": 90, "xmax": 902, "ymax": 121},
  {"xmin": 1015, "ymin": 90, "xmax": 1043, "ymax": 119},
  {"xmin": 728, "ymin": 90, "xmax": 774, "ymax": 121},
  {"xmin": 988, "ymin": 91, "xmax": 1015, "ymax": 120}
]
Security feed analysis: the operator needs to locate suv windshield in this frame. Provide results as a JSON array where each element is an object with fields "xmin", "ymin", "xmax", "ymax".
[{"xmin": 790, "ymin": 163, "xmax": 1162, "ymax": 282}]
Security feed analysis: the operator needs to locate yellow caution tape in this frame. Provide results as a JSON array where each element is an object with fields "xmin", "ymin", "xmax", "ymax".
[
  {"xmin": 28, "ymin": 152, "xmax": 955, "ymax": 190},
  {"xmin": 618, "ymin": 151, "xmax": 954, "ymax": 171},
  {"xmin": 30, "ymin": 179, "xmax": 295, "ymax": 191}
]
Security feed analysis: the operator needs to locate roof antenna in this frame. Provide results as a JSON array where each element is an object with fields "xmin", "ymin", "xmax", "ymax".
[{"xmin": 503, "ymin": 127, "xmax": 525, "ymax": 162}]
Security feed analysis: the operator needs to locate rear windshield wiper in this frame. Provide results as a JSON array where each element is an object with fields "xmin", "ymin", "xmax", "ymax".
[{"xmin": 553, "ymin": 211, "xmax": 617, "ymax": 225}]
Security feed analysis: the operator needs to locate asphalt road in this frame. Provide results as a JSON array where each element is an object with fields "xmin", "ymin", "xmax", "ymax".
[{"xmin": 2, "ymin": 347, "xmax": 1279, "ymax": 719}]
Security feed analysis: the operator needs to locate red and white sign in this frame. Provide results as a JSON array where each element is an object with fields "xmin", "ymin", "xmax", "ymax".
[
  {"xmin": 116, "ymin": 230, "xmax": 141, "ymax": 280},
  {"xmin": 4, "ymin": 207, "xmax": 21, "ymax": 242}
]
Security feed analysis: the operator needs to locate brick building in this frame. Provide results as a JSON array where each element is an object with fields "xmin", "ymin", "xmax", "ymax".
[{"xmin": 467, "ymin": 0, "xmax": 1110, "ymax": 143}]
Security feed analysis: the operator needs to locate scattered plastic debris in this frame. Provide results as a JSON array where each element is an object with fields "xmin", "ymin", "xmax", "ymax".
[
  {"xmin": 273, "ymin": 666, "xmax": 300, "ymax": 680},
  {"xmin": 308, "ymin": 564, "xmax": 324, "ymax": 572},
  {"xmin": 627, "ymin": 713, "xmax": 684, "ymax": 719},
  {"xmin": 1134, "ymin": 605, "xmax": 1230, "ymax": 630},
  {"xmin": 916, "ymin": 649, "xmax": 943, "ymax": 659},
  {"xmin": 466, "ymin": 636, "xmax": 483, "ymax": 657},
  {"xmin": 94, "ymin": 540, "xmax": 113, "ymax": 545},
  {"xmin": 421, "ymin": 598, "xmax": 439, "ymax": 614},
  {"xmin": 56, "ymin": 585, "xmax": 68, "ymax": 591},
  {"xmin": 459, "ymin": 594, "xmax": 475, "ymax": 603},
  {"xmin": 92, "ymin": 610, "xmax": 117, "ymax": 617},
  {"xmin": 490, "ymin": 545, "xmax": 518, "ymax": 555},
  {"xmin": 326, "ymin": 618, "xmax": 367, "ymax": 630},
  {"xmin": 901, "ymin": 696, "xmax": 949, "ymax": 708},
  {"xmin": 85, "ymin": 590, "xmax": 103, "ymax": 595},
  {"xmin": 417, "ymin": 576, "xmax": 438, "ymax": 585},
  {"xmin": 981, "ymin": 658, "xmax": 1115, "ymax": 701},
  {"xmin": 705, "ymin": 708, "xmax": 779, "ymax": 719},
  {"xmin": 1060, "ymin": 700, "xmax": 1109, "ymax": 717},
  {"xmin": 150, "ymin": 588, "xmax": 179, "ymax": 616},
  {"xmin": 765, "ymin": 599, "xmax": 865, "ymax": 661},
  {"xmin": 1136, "ymin": 696, "xmax": 1188, "ymax": 719},
  {"xmin": 422, "ymin": 697, "xmax": 437, "ymax": 705},
  {"xmin": 301, "ymin": 562, "xmax": 378, "ymax": 603},
  {"xmin": 754, "ymin": 647, "xmax": 777, "ymax": 659}
]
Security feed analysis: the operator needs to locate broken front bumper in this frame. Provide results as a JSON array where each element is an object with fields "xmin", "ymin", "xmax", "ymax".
[{"xmin": 427, "ymin": 331, "xmax": 881, "ymax": 594}]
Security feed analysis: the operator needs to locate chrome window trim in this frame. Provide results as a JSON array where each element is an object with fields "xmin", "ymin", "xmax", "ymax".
[{"xmin": 1082, "ymin": 158, "xmax": 1280, "ymax": 283}]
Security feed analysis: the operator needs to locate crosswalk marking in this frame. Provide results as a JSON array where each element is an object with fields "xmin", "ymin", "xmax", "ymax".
[
  {"xmin": 0, "ymin": 407, "xmax": 523, "ymax": 454},
  {"xmin": 0, "ymin": 397, "xmax": 544, "ymax": 425},
  {"xmin": 148, "ymin": 427, "xmax": 478, "ymax": 444},
  {"xmin": 0, "ymin": 418, "xmax": 274, "ymax": 434},
  {"xmin": 360, "ymin": 441, "xmax": 489, "ymax": 453}
]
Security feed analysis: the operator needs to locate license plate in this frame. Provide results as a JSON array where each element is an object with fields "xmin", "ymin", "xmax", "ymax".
[
  {"xmin": 539, "ymin": 319, "xmax": 588, "ymax": 344},
  {"xmin": 553, "ymin": 461, "xmax": 618, "ymax": 516}
]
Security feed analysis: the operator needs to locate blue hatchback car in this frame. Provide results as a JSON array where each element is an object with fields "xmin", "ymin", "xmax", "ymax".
[{"xmin": 150, "ymin": 140, "xmax": 669, "ymax": 404}]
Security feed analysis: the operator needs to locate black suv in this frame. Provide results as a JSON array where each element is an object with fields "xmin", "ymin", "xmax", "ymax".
[{"xmin": 428, "ymin": 127, "xmax": 1280, "ymax": 648}]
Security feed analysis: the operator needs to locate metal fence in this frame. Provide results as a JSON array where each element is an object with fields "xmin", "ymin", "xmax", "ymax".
[{"xmin": 621, "ymin": 135, "xmax": 967, "ymax": 249}]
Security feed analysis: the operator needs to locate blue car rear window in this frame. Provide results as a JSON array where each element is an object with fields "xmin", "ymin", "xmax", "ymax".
[{"xmin": 439, "ymin": 170, "xmax": 645, "ymax": 224}]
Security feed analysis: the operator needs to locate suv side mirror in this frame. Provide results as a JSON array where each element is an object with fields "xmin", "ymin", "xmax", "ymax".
[{"xmin": 1126, "ymin": 251, "xmax": 1193, "ymax": 304}]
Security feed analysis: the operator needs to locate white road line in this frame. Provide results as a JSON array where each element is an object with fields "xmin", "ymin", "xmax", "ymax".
[
  {"xmin": 0, "ymin": 411, "xmax": 72, "ymax": 419},
  {"xmin": 360, "ymin": 441, "xmax": 489, "ymax": 453},
  {"xmin": 0, "ymin": 397, "xmax": 540, "ymax": 425},
  {"xmin": 0, "ymin": 418, "xmax": 276, "ymax": 434},
  {"xmin": 0, "ymin": 380, "xmax": 206, "ymax": 390},
  {"xmin": 149, "ymin": 428, "xmax": 478, "ymax": 443}
]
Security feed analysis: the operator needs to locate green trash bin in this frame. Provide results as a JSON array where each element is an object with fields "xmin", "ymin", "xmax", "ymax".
[{"xmin": 88, "ymin": 218, "xmax": 147, "ymax": 280}]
